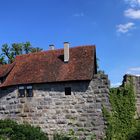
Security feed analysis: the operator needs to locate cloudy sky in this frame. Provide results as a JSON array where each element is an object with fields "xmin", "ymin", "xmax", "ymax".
[{"xmin": 0, "ymin": 0, "xmax": 140, "ymax": 86}]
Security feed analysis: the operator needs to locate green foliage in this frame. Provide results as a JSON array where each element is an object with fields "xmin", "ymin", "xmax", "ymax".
[
  {"xmin": 85, "ymin": 134, "xmax": 96, "ymax": 140},
  {"xmin": 103, "ymin": 78, "xmax": 136, "ymax": 140},
  {"xmin": 0, "ymin": 42, "xmax": 43, "ymax": 64},
  {"xmin": 54, "ymin": 129, "xmax": 96, "ymax": 140},
  {"xmin": 30, "ymin": 47, "xmax": 43, "ymax": 53},
  {"xmin": 0, "ymin": 119, "xmax": 48, "ymax": 140},
  {"xmin": 127, "ymin": 119, "xmax": 140, "ymax": 140},
  {"xmin": 53, "ymin": 133, "xmax": 71, "ymax": 140},
  {"xmin": 0, "ymin": 55, "xmax": 6, "ymax": 65},
  {"xmin": 54, "ymin": 129, "xmax": 78, "ymax": 140}
]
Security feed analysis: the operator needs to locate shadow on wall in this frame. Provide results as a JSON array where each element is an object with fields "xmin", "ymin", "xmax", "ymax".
[
  {"xmin": 0, "ymin": 86, "xmax": 16, "ymax": 98},
  {"xmin": 0, "ymin": 81, "xmax": 90, "ymax": 98},
  {"xmin": 33, "ymin": 81, "xmax": 90, "ymax": 92}
]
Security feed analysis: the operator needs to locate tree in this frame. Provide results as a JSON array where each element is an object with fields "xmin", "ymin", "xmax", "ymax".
[
  {"xmin": 0, "ymin": 42, "xmax": 43, "ymax": 64},
  {"xmin": 23, "ymin": 41, "xmax": 31, "ymax": 54},
  {"xmin": 2, "ymin": 44, "xmax": 11, "ymax": 60},
  {"xmin": 11, "ymin": 43, "xmax": 23, "ymax": 56},
  {"xmin": 1, "ymin": 44, "xmax": 14, "ymax": 63},
  {"xmin": 30, "ymin": 47, "xmax": 43, "ymax": 53},
  {"xmin": 0, "ymin": 55, "xmax": 6, "ymax": 65}
]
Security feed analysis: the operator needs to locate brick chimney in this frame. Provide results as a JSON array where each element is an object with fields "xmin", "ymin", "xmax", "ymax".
[
  {"xmin": 49, "ymin": 44, "xmax": 55, "ymax": 50},
  {"xmin": 64, "ymin": 42, "xmax": 69, "ymax": 62}
]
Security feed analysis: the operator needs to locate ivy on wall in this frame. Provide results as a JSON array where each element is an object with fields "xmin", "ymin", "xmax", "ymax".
[{"xmin": 103, "ymin": 77, "xmax": 136, "ymax": 140}]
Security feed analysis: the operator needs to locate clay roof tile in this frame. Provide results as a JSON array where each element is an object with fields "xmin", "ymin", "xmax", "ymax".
[{"xmin": 0, "ymin": 45, "xmax": 97, "ymax": 87}]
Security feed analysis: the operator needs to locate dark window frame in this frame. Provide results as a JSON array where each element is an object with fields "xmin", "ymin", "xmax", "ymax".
[
  {"xmin": 18, "ymin": 85, "xmax": 33, "ymax": 98},
  {"xmin": 18, "ymin": 86, "xmax": 25, "ymax": 97},
  {"xmin": 26, "ymin": 86, "xmax": 33, "ymax": 97}
]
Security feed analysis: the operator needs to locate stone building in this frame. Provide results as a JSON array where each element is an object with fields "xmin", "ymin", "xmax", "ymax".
[{"xmin": 0, "ymin": 43, "xmax": 110, "ymax": 139}]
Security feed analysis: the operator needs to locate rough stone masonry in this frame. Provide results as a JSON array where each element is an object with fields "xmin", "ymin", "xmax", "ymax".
[{"xmin": 0, "ymin": 73, "xmax": 110, "ymax": 139}]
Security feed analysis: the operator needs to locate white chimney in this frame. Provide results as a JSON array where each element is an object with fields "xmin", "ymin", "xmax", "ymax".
[
  {"xmin": 49, "ymin": 44, "xmax": 55, "ymax": 50},
  {"xmin": 64, "ymin": 42, "xmax": 69, "ymax": 62}
]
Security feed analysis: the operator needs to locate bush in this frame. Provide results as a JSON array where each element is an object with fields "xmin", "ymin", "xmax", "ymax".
[
  {"xmin": 53, "ymin": 129, "xmax": 95, "ymax": 140},
  {"xmin": 0, "ymin": 119, "xmax": 48, "ymax": 140},
  {"xmin": 53, "ymin": 133, "xmax": 71, "ymax": 140}
]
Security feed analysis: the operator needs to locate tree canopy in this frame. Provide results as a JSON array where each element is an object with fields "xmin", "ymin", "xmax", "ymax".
[{"xmin": 0, "ymin": 42, "xmax": 43, "ymax": 64}]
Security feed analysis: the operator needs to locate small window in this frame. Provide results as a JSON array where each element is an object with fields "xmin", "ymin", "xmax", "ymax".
[
  {"xmin": 18, "ymin": 86, "xmax": 25, "ymax": 97},
  {"xmin": 65, "ymin": 87, "xmax": 71, "ymax": 95},
  {"xmin": 26, "ymin": 86, "xmax": 33, "ymax": 97},
  {"xmin": 26, "ymin": 89, "xmax": 33, "ymax": 97}
]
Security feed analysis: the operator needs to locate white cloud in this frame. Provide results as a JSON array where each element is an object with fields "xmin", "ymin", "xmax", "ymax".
[
  {"xmin": 127, "ymin": 67, "xmax": 140, "ymax": 76},
  {"xmin": 111, "ymin": 82, "xmax": 121, "ymax": 87},
  {"xmin": 116, "ymin": 22, "xmax": 135, "ymax": 33},
  {"xmin": 73, "ymin": 13, "xmax": 84, "ymax": 17},
  {"xmin": 129, "ymin": 67, "xmax": 140, "ymax": 71},
  {"xmin": 125, "ymin": 0, "xmax": 140, "ymax": 7},
  {"xmin": 124, "ymin": 8, "xmax": 140, "ymax": 19}
]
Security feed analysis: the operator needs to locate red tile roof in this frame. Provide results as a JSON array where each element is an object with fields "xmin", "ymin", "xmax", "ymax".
[
  {"xmin": 0, "ymin": 63, "xmax": 15, "ymax": 78},
  {"xmin": 0, "ymin": 45, "xmax": 97, "ymax": 87}
]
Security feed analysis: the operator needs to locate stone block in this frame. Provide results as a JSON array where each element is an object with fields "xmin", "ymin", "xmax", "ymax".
[
  {"xmin": 65, "ymin": 114, "xmax": 72, "ymax": 119},
  {"xmin": 57, "ymin": 119, "xmax": 67, "ymax": 124},
  {"xmin": 96, "ymin": 98, "xmax": 102, "ymax": 102},
  {"xmin": 44, "ymin": 97, "xmax": 52, "ymax": 101},
  {"xmin": 87, "ymin": 109, "xmax": 95, "ymax": 113},
  {"xmin": 20, "ymin": 99, "xmax": 25, "ymax": 103},
  {"xmin": 6, "ymin": 96, "xmax": 12, "ymax": 100},
  {"xmin": 0, "ymin": 105, "xmax": 6, "ymax": 110},
  {"xmin": 87, "ymin": 98, "xmax": 94, "ymax": 102},
  {"xmin": 71, "ymin": 109, "xmax": 76, "ymax": 113},
  {"xmin": 4, "ymin": 111, "xmax": 9, "ymax": 114},
  {"xmin": 37, "ymin": 106, "xmax": 43, "ymax": 109},
  {"xmin": 17, "ymin": 104, "xmax": 23, "ymax": 108},
  {"xmin": 77, "ymin": 109, "xmax": 84, "ymax": 113},
  {"xmin": 15, "ymin": 109, "xmax": 21, "ymax": 114},
  {"xmin": 11, "ymin": 95, "xmax": 16, "ymax": 98},
  {"xmin": 20, "ymin": 113, "xmax": 27, "ymax": 117},
  {"xmin": 79, "ymin": 117, "xmax": 87, "ymax": 122},
  {"xmin": 55, "ymin": 102, "xmax": 62, "ymax": 105},
  {"xmin": 75, "ymin": 122, "xmax": 84, "ymax": 127},
  {"xmin": 24, "ymin": 107, "xmax": 30, "ymax": 112}
]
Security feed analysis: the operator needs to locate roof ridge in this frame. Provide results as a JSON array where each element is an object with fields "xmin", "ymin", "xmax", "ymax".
[{"xmin": 15, "ymin": 45, "xmax": 95, "ymax": 60}]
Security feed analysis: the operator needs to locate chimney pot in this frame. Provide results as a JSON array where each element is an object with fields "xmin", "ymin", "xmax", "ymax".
[
  {"xmin": 49, "ymin": 44, "xmax": 55, "ymax": 50},
  {"xmin": 64, "ymin": 42, "xmax": 69, "ymax": 62}
]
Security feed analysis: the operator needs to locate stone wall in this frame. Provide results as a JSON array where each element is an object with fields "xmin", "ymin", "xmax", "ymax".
[
  {"xmin": 0, "ymin": 74, "xmax": 110, "ymax": 139},
  {"xmin": 123, "ymin": 74, "xmax": 140, "ymax": 118}
]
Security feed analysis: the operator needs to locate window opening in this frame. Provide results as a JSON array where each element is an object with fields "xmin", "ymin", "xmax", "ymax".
[
  {"xmin": 26, "ymin": 86, "xmax": 33, "ymax": 97},
  {"xmin": 65, "ymin": 87, "xmax": 71, "ymax": 95},
  {"xmin": 18, "ymin": 86, "xmax": 25, "ymax": 97}
]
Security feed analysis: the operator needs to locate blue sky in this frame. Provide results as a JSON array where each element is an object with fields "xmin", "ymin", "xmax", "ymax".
[{"xmin": 0, "ymin": 0, "xmax": 140, "ymax": 86}]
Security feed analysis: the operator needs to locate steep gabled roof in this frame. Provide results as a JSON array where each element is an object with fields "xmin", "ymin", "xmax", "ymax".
[
  {"xmin": 0, "ymin": 63, "xmax": 15, "ymax": 78},
  {"xmin": 0, "ymin": 45, "xmax": 97, "ymax": 87}
]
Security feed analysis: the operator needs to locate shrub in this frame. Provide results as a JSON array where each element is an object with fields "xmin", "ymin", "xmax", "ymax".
[
  {"xmin": 53, "ymin": 133, "xmax": 71, "ymax": 140},
  {"xmin": 0, "ymin": 119, "xmax": 48, "ymax": 140}
]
